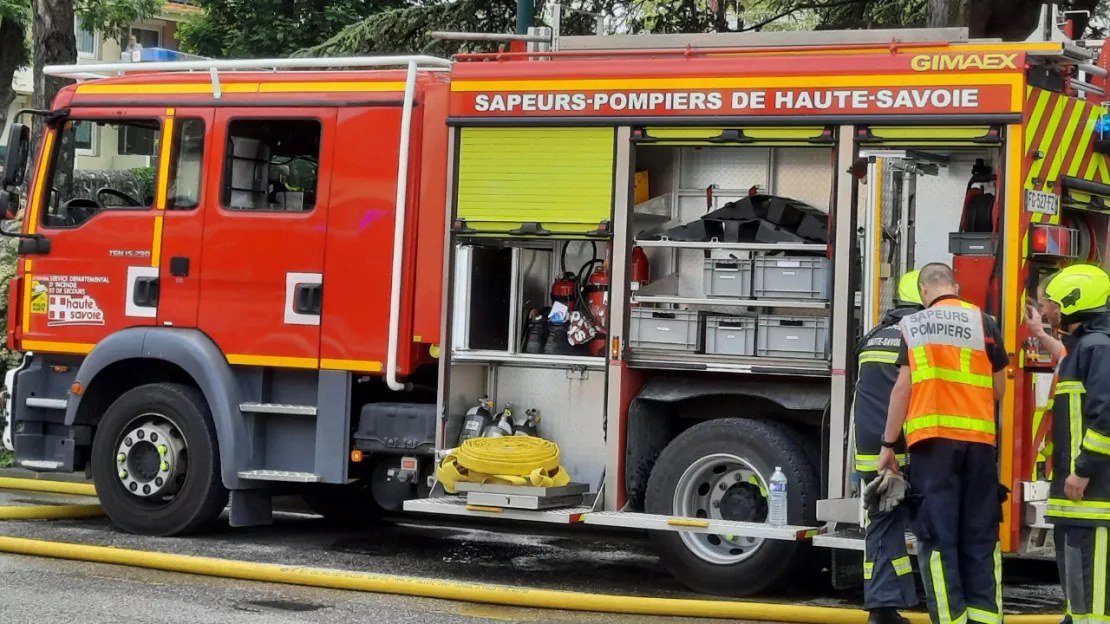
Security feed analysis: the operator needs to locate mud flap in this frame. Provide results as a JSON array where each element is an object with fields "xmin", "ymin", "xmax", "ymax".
[{"xmin": 832, "ymin": 545, "xmax": 866, "ymax": 590}]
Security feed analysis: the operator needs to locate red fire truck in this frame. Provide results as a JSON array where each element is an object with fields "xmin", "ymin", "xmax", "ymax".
[{"xmin": 1, "ymin": 16, "xmax": 1109, "ymax": 597}]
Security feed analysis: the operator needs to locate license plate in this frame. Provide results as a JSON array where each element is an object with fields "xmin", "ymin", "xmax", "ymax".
[{"xmin": 1025, "ymin": 189, "xmax": 1060, "ymax": 215}]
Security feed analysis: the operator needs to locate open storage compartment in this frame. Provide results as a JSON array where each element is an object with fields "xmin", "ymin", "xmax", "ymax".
[
  {"xmin": 623, "ymin": 127, "xmax": 835, "ymax": 375},
  {"xmin": 439, "ymin": 126, "xmax": 619, "ymax": 512}
]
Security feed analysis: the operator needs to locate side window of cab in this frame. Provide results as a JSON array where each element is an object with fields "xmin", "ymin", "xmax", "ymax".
[{"xmin": 40, "ymin": 118, "xmax": 161, "ymax": 229}]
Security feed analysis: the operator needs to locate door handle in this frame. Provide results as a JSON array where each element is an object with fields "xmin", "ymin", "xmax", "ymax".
[
  {"xmin": 293, "ymin": 283, "xmax": 322, "ymax": 315},
  {"xmin": 133, "ymin": 276, "xmax": 160, "ymax": 308}
]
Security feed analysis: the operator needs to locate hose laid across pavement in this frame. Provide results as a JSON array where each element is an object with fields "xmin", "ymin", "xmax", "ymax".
[
  {"xmin": 0, "ymin": 477, "xmax": 104, "ymax": 519},
  {"xmin": 0, "ymin": 535, "xmax": 1063, "ymax": 624},
  {"xmin": 0, "ymin": 477, "xmax": 1065, "ymax": 623},
  {"xmin": 0, "ymin": 477, "xmax": 97, "ymax": 497}
]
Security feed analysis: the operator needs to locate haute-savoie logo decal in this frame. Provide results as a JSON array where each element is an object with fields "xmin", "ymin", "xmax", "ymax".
[{"xmin": 30, "ymin": 275, "xmax": 108, "ymax": 327}]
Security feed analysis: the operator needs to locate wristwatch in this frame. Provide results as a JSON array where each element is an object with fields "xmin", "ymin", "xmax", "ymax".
[{"xmin": 880, "ymin": 439, "xmax": 898, "ymax": 449}]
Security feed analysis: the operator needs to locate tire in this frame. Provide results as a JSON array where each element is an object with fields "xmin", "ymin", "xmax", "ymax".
[
  {"xmin": 90, "ymin": 383, "xmax": 228, "ymax": 536},
  {"xmin": 645, "ymin": 417, "xmax": 819, "ymax": 597}
]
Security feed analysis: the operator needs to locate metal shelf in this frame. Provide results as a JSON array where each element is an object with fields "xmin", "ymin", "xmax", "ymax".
[
  {"xmin": 451, "ymin": 350, "xmax": 606, "ymax": 369},
  {"xmin": 634, "ymin": 239, "xmax": 827, "ymax": 252},
  {"xmin": 625, "ymin": 350, "xmax": 830, "ymax": 377},
  {"xmin": 631, "ymin": 294, "xmax": 829, "ymax": 309}
]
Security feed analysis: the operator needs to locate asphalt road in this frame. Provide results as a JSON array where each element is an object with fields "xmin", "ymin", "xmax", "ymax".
[
  {"xmin": 0, "ymin": 484, "xmax": 1067, "ymax": 623},
  {"xmin": 0, "ymin": 554, "xmax": 753, "ymax": 624}
]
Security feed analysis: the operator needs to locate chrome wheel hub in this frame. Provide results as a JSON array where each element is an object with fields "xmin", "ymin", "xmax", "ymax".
[
  {"xmin": 115, "ymin": 416, "xmax": 187, "ymax": 499},
  {"xmin": 673, "ymin": 453, "xmax": 769, "ymax": 565}
]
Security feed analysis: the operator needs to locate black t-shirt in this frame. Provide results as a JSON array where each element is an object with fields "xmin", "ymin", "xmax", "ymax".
[{"xmin": 894, "ymin": 295, "xmax": 1010, "ymax": 372}]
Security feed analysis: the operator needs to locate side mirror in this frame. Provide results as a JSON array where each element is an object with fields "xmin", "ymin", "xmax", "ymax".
[
  {"xmin": 2, "ymin": 124, "xmax": 30, "ymax": 188},
  {"xmin": 0, "ymin": 190, "xmax": 18, "ymax": 220}
]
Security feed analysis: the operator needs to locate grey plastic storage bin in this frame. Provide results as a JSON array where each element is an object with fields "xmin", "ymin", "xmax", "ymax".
[
  {"xmin": 705, "ymin": 315, "xmax": 757, "ymax": 356},
  {"xmin": 629, "ymin": 308, "xmax": 702, "ymax": 352},
  {"xmin": 948, "ymin": 232, "xmax": 997, "ymax": 257},
  {"xmin": 757, "ymin": 315, "xmax": 829, "ymax": 360},
  {"xmin": 703, "ymin": 258, "xmax": 753, "ymax": 298},
  {"xmin": 752, "ymin": 256, "xmax": 831, "ymax": 300}
]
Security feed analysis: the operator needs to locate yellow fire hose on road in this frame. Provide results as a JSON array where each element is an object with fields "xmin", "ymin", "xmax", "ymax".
[
  {"xmin": 0, "ymin": 477, "xmax": 1064, "ymax": 623},
  {"xmin": 0, "ymin": 477, "xmax": 103, "ymax": 519}
]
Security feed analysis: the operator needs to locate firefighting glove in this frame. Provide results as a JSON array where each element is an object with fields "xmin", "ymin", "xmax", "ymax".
[{"xmin": 862, "ymin": 469, "xmax": 907, "ymax": 514}]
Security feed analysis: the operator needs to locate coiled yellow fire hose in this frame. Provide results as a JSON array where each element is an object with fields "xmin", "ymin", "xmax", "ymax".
[{"xmin": 436, "ymin": 437, "xmax": 572, "ymax": 494}]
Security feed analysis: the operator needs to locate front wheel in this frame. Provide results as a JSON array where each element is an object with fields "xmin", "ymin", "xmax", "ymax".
[
  {"xmin": 645, "ymin": 417, "xmax": 818, "ymax": 597},
  {"xmin": 91, "ymin": 383, "xmax": 228, "ymax": 536}
]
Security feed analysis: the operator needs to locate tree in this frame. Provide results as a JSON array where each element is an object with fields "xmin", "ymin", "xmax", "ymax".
[
  {"xmin": 0, "ymin": 0, "xmax": 30, "ymax": 133},
  {"xmin": 76, "ymin": 0, "xmax": 164, "ymax": 42},
  {"xmin": 177, "ymin": 0, "xmax": 409, "ymax": 59},
  {"xmin": 31, "ymin": 0, "xmax": 76, "ymax": 133},
  {"xmin": 298, "ymin": 0, "xmax": 1110, "ymax": 57}
]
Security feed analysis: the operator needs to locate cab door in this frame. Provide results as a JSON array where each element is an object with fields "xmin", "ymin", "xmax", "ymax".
[
  {"xmin": 152, "ymin": 109, "xmax": 215, "ymax": 329},
  {"xmin": 196, "ymin": 109, "xmax": 336, "ymax": 368},
  {"xmin": 19, "ymin": 109, "xmax": 169, "ymax": 354}
]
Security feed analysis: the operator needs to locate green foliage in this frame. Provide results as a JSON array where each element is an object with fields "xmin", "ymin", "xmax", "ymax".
[
  {"xmin": 0, "ymin": 450, "xmax": 13, "ymax": 469},
  {"xmin": 0, "ymin": 234, "xmax": 23, "ymax": 380},
  {"xmin": 178, "ymin": 0, "xmax": 408, "ymax": 59},
  {"xmin": 0, "ymin": 0, "xmax": 31, "ymax": 68},
  {"xmin": 75, "ymin": 0, "xmax": 166, "ymax": 43},
  {"xmin": 129, "ymin": 166, "xmax": 156, "ymax": 200}
]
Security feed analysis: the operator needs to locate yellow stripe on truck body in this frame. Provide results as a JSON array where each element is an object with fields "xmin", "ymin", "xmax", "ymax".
[{"xmin": 456, "ymin": 128, "xmax": 615, "ymax": 233}]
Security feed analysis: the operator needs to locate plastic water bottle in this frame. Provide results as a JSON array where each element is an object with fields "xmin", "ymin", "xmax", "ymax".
[{"xmin": 768, "ymin": 466, "xmax": 788, "ymax": 526}]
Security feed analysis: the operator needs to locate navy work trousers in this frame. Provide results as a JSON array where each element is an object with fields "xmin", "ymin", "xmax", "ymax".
[
  {"xmin": 907, "ymin": 438, "xmax": 1004, "ymax": 624},
  {"xmin": 864, "ymin": 492, "xmax": 919, "ymax": 611}
]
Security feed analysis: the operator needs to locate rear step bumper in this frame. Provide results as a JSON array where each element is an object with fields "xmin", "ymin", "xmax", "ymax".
[{"xmin": 403, "ymin": 496, "xmax": 822, "ymax": 540}]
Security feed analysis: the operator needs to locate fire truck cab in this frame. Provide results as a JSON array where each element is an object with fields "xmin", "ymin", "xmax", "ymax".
[{"xmin": 3, "ymin": 16, "xmax": 1110, "ymax": 598}]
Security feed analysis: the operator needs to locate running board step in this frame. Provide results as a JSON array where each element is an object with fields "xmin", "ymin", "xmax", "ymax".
[
  {"xmin": 583, "ymin": 511, "xmax": 822, "ymax": 541},
  {"xmin": 403, "ymin": 497, "xmax": 824, "ymax": 540},
  {"xmin": 238, "ymin": 470, "xmax": 321, "ymax": 483},
  {"xmin": 814, "ymin": 529, "xmax": 918, "ymax": 554},
  {"xmin": 238, "ymin": 403, "xmax": 317, "ymax": 416},
  {"xmin": 404, "ymin": 495, "xmax": 592, "ymax": 524},
  {"xmin": 26, "ymin": 397, "xmax": 67, "ymax": 409}
]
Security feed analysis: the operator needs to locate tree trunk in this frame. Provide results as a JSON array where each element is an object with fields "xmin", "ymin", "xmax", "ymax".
[
  {"xmin": 927, "ymin": 0, "xmax": 968, "ymax": 28},
  {"xmin": 0, "ymin": 18, "xmax": 23, "ymax": 134},
  {"xmin": 31, "ymin": 0, "xmax": 76, "ymax": 143}
]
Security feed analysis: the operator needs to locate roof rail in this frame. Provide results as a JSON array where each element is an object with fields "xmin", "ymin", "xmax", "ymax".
[{"xmin": 43, "ymin": 54, "xmax": 453, "ymax": 82}]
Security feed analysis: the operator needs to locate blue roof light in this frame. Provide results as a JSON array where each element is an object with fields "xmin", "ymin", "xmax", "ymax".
[{"xmin": 1097, "ymin": 113, "xmax": 1110, "ymax": 141}]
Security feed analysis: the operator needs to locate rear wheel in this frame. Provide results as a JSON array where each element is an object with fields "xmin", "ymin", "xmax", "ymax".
[
  {"xmin": 645, "ymin": 417, "xmax": 818, "ymax": 597},
  {"xmin": 90, "ymin": 383, "xmax": 228, "ymax": 536}
]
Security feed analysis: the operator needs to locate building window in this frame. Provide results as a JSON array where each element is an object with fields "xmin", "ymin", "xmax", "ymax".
[
  {"xmin": 119, "ymin": 125, "xmax": 157, "ymax": 156},
  {"xmin": 76, "ymin": 17, "xmax": 97, "ymax": 58},
  {"xmin": 130, "ymin": 26, "xmax": 161, "ymax": 49},
  {"xmin": 222, "ymin": 119, "xmax": 321, "ymax": 212},
  {"xmin": 73, "ymin": 121, "xmax": 97, "ymax": 155}
]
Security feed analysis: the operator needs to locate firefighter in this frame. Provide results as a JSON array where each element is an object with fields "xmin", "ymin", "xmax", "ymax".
[
  {"xmin": 855, "ymin": 270, "xmax": 923, "ymax": 624},
  {"xmin": 1040, "ymin": 263, "xmax": 1110, "ymax": 624},
  {"xmin": 878, "ymin": 262, "xmax": 1011, "ymax": 624},
  {"xmin": 1027, "ymin": 275, "xmax": 1072, "ymax": 624}
]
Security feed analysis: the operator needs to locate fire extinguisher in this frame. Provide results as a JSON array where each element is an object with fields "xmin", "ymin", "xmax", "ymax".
[{"xmin": 583, "ymin": 259, "xmax": 610, "ymax": 357}]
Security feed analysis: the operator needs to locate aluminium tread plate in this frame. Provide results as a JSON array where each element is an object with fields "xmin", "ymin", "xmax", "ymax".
[
  {"xmin": 404, "ymin": 496, "xmax": 592, "ymax": 524},
  {"xmin": 813, "ymin": 530, "xmax": 918, "ymax": 554},
  {"xmin": 582, "ymin": 511, "xmax": 822, "ymax": 541}
]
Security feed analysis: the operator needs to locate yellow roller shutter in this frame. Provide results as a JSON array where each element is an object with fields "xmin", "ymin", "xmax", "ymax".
[{"xmin": 455, "ymin": 127, "xmax": 615, "ymax": 236}]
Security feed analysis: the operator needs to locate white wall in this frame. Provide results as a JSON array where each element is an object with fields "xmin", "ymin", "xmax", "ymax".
[{"xmin": 912, "ymin": 155, "xmax": 991, "ymax": 267}]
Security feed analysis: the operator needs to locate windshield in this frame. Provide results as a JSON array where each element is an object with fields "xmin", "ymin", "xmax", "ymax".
[{"xmin": 40, "ymin": 118, "xmax": 161, "ymax": 228}]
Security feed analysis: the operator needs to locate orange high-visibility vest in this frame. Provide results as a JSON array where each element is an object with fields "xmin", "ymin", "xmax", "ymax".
[{"xmin": 899, "ymin": 298, "xmax": 996, "ymax": 447}]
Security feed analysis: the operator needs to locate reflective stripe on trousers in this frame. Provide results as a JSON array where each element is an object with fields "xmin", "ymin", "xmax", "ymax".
[{"xmin": 1063, "ymin": 526, "xmax": 1110, "ymax": 624}]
